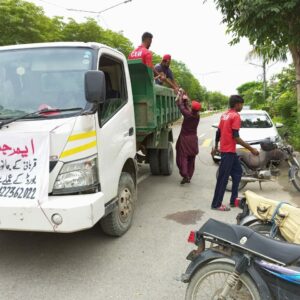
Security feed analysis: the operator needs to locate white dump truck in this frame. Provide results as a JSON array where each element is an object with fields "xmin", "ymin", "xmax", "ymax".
[{"xmin": 0, "ymin": 42, "xmax": 179, "ymax": 236}]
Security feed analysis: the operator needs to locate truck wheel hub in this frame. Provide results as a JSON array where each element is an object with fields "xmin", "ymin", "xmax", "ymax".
[{"xmin": 118, "ymin": 188, "xmax": 132, "ymax": 222}]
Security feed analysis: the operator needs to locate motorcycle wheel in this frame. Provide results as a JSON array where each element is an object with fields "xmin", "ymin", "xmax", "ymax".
[
  {"xmin": 185, "ymin": 262, "xmax": 260, "ymax": 300},
  {"xmin": 289, "ymin": 165, "xmax": 300, "ymax": 192},
  {"xmin": 250, "ymin": 223, "xmax": 284, "ymax": 241},
  {"xmin": 216, "ymin": 162, "xmax": 248, "ymax": 192}
]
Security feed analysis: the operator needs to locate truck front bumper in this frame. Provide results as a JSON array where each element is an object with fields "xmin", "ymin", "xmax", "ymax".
[{"xmin": 0, "ymin": 192, "xmax": 105, "ymax": 233}]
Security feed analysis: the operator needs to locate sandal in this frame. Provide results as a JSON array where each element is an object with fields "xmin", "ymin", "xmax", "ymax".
[
  {"xmin": 211, "ymin": 204, "xmax": 231, "ymax": 211},
  {"xmin": 180, "ymin": 177, "xmax": 190, "ymax": 185}
]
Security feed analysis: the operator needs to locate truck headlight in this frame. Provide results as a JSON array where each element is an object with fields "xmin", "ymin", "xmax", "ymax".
[{"xmin": 53, "ymin": 155, "xmax": 99, "ymax": 195}]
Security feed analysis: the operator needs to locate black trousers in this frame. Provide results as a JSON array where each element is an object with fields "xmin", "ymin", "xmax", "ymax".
[{"xmin": 211, "ymin": 152, "xmax": 242, "ymax": 208}]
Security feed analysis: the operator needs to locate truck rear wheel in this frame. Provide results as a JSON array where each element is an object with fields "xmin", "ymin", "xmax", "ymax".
[
  {"xmin": 149, "ymin": 149, "xmax": 161, "ymax": 175},
  {"xmin": 160, "ymin": 142, "xmax": 174, "ymax": 176},
  {"xmin": 100, "ymin": 172, "xmax": 136, "ymax": 237}
]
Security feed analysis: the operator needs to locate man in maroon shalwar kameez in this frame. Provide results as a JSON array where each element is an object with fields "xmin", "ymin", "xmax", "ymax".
[{"xmin": 176, "ymin": 92, "xmax": 201, "ymax": 184}]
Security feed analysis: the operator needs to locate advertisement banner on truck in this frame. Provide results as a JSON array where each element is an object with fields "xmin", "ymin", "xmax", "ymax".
[{"xmin": 0, "ymin": 132, "xmax": 49, "ymax": 203}]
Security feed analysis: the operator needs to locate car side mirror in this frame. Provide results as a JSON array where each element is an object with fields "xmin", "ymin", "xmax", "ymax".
[
  {"xmin": 212, "ymin": 123, "xmax": 218, "ymax": 128},
  {"xmin": 275, "ymin": 122, "xmax": 284, "ymax": 128},
  {"xmin": 85, "ymin": 70, "xmax": 106, "ymax": 104}
]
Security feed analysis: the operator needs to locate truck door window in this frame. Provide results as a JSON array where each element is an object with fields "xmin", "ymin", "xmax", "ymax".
[{"xmin": 98, "ymin": 55, "xmax": 127, "ymax": 124}]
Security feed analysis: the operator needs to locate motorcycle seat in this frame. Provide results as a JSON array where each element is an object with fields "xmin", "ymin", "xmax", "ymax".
[{"xmin": 200, "ymin": 219, "xmax": 300, "ymax": 266}]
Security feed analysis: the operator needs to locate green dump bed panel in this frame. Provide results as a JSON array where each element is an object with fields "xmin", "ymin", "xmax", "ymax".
[{"xmin": 128, "ymin": 60, "xmax": 180, "ymax": 141}]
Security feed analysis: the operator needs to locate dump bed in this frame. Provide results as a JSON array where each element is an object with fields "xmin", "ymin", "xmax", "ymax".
[{"xmin": 128, "ymin": 60, "xmax": 180, "ymax": 145}]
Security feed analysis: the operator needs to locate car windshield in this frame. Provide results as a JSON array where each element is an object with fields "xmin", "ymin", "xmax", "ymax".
[
  {"xmin": 241, "ymin": 113, "xmax": 273, "ymax": 128},
  {"xmin": 0, "ymin": 47, "xmax": 94, "ymax": 119}
]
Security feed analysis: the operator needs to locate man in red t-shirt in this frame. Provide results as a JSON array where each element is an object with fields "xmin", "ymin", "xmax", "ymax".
[
  {"xmin": 128, "ymin": 32, "xmax": 154, "ymax": 68},
  {"xmin": 211, "ymin": 95, "xmax": 259, "ymax": 211}
]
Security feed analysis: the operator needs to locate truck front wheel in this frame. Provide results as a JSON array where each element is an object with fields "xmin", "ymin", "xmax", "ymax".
[
  {"xmin": 160, "ymin": 142, "xmax": 174, "ymax": 176},
  {"xmin": 100, "ymin": 172, "xmax": 136, "ymax": 237}
]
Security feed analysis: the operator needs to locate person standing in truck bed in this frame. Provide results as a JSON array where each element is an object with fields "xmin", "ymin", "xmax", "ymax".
[
  {"xmin": 128, "ymin": 32, "xmax": 162, "ymax": 78},
  {"xmin": 176, "ymin": 90, "xmax": 201, "ymax": 184},
  {"xmin": 128, "ymin": 32, "xmax": 154, "ymax": 68}
]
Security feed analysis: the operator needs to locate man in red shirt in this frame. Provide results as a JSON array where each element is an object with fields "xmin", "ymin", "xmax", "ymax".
[
  {"xmin": 211, "ymin": 95, "xmax": 259, "ymax": 211},
  {"xmin": 128, "ymin": 32, "xmax": 154, "ymax": 68}
]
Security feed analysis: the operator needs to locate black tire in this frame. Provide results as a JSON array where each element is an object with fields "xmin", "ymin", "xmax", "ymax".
[
  {"xmin": 159, "ymin": 142, "xmax": 174, "ymax": 176},
  {"xmin": 148, "ymin": 149, "xmax": 161, "ymax": 175},
  {"xmin": 250, "ymin": 223, "xmax": 284, "ymax": 241},
  {"xmin": 216, "ymin": 161, "xmax": 248, "ymax": 192},
  {"xmin": 185, "ymin": 261, "xmax": 260, "ymax": 300},
  {"xmin": 212, "ymin": 157, "xmax": 220, "ymax": 164},
  {"xmin": 289, "ymin": 165, "xmax": 300, "ymax": 192},
  {"xmin": 100, "ymin": 172, "xmax": 136, "ymax": 237}
]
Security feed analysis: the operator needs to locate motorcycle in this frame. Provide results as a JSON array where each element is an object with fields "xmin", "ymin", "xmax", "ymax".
[
  {"xmin": 236, "ymin": 190, "xmax": 300, "ymax": 243},
  {"xmin": 215, "ymin": 139, "xmax": 300, "ymax": 192},
  {"xmin": 182, "ymin": 218, "xmax": 300, "ymax": 300}
]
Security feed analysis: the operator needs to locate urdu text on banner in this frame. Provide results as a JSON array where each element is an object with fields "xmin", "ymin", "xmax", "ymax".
[{"xmin": 0, "ymin": 132, "xmax": 49, "ymax": 203}]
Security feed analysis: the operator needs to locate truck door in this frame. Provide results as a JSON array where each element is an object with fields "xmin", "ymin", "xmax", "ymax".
[{"xmin": 97, "ymin": 53, "xmax": 136, "ymax": 202}]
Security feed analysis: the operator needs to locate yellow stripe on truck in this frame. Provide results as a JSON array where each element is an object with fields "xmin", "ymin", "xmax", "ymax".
[
  {"xmin": 60, "ymin": 141, "xmax": 97, "ymax": 158},
  {"xmin": 68, "ymin": 130, "xmax": 96, "ymax": 142}
]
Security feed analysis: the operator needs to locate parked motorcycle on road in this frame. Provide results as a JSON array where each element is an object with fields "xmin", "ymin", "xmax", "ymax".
[
  {"xmin": 236, "ymin": 190, "xmax": 300, "ymax": 243},
  {"xmin": 182, "ymin": 218, "xmax": 300, "ymax": 300},
  {"xmin": 216, "ymin": 139, "xmax": 300, "ymax": 192}
]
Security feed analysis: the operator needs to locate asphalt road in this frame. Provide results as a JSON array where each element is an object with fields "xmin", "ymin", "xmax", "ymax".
[{"xmin": 0, "ymin": 113, "xmax": 298, "ymax": 300}]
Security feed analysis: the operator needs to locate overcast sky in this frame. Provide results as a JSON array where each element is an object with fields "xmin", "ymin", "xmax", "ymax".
[{"xmin": 29, "ymin": 0, "xmax": 290, "ymax": 95}]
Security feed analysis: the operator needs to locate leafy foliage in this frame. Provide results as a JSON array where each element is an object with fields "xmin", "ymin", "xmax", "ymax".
[
  {"xmin": 0, "ymin": 0, "xmax": 51, "ymax": 45},
  {"xmin": 214, "ymin": 0, "xmax": 300, "ymax": 59},
  {"xmin": 237, "ymin": 81, "xmax": 265, "ymax": 108},
  {"xmin": 0, "ymin": 0, "xmax": 223, "ymax": 105},
  {"xmin": 237, "ymin": 65, "xmax": 300, "ymax": 149},
  {"xmin": 205, "ymin": 91, "xmax": 228, "ymax": 110},
  {"xmin": 213, "ymin": 0, "xmax": 300, "ymax": 114}
]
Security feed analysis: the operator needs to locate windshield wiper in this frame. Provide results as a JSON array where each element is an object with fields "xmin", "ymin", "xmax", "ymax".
[{"xmin": 0, "ymin": 108, "xmax": 82, "ymax": 129}]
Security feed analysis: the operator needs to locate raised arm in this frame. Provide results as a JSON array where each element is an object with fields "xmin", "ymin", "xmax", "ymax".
[{"xmin": 176, "ymin": 90, "xmax": 191, "ymax": 118}]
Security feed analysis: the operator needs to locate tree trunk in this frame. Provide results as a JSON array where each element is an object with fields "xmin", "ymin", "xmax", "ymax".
[{"xmin": 289, "ymin": 45, "xmax": 300, "ymax": 119}]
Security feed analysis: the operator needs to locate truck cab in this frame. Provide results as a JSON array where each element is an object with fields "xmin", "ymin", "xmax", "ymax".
[{"xmin": 0, "ymin": 42, "xmax": 137, "ymax": 236}]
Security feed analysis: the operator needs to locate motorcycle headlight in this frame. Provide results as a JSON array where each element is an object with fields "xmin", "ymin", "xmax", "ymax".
[{"xmin": 53, "ymin": 155, "xmax": 99, "ymax": 195}]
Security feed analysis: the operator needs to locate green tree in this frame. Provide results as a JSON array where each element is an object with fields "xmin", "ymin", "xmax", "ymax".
[
  {"xmin": 102, "ymin": 30, "xmax": 133, "ymax": 57},
  {"xmin": 237, "ymin": 81, "xmax": 265, "ymax": 108},
  {"xmin": 61, "ymin": 18, "xmax": 104, "ymax": 43},
  {"xmin": 60, "ymin": 18, "xmax": 134, "ymax": 56},
  {"xmin": 0, "ymin": 0, "xmax": 53, "ymax": 45},
  {"xmin": 206, "ymin": 91, "xmax": 228, "ymax": 110},
  {"xmin": 0, "ymin": 0, "xmax": 209, "ymax": 110},
  {"xmin": 213, "ymin": 0, "xmax": 300, "ymax": 115},
  {"xmin": 270, "ymin": 65, "xmax": 299, "ymax": 148}
]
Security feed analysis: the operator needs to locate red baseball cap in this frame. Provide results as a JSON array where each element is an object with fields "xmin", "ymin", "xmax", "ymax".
[
  {"xmin": 191, "ymin": 101, "xmax": 201, "ymax": 111},
  {"xmin": 163, "ymin": 54, "xmax": 171, "ymax": 61}
]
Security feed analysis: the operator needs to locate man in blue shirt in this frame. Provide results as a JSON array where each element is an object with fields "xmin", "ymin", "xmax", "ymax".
[{"xmin": 154, "ymin": 54, "xmax": 178, "ymax": 91}]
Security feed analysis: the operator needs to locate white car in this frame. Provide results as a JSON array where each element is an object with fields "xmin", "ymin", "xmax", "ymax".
[{"xmin": 212, "ymin": 110, "xmax": 283, "ymax": 162}]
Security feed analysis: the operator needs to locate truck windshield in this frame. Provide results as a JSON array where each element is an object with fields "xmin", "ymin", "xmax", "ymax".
[{"xmin": 0, "ymin": 47, "xmax": 93, "ymax": 119}]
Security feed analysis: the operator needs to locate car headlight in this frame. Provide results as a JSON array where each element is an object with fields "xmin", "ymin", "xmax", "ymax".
[
  {"xmin": 53, "ymin": 155, "xmax": 99, "ymax": 195},
  {"xmin": 274, "ymin": 135, "xmax": 282, "ymax": 143}
]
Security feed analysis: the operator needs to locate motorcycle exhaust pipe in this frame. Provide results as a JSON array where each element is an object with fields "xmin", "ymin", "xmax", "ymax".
[
  {"xmin": 241, "ymin": 177, "xmax": 274, "ymax": 183},
  {"xmin": 241, "ymin": 177, "xmax": 257, "ymax": 182}
]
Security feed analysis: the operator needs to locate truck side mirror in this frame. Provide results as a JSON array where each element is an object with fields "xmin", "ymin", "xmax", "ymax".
[{"xmin": 85, "ymin": 70, "xmax": 106, "ymax": 104}]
